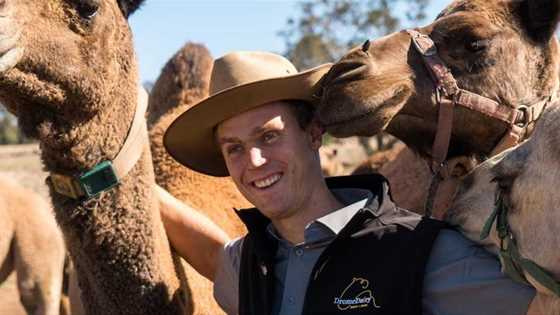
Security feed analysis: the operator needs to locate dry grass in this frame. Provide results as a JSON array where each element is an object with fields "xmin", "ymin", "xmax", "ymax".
[{"xmin": 0, "ymin": 143, "xmax": 49, "ymax": 197}]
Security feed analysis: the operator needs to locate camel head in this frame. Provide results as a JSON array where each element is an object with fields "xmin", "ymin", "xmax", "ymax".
[
  {"xmin": 0, "ymin": 0, "xmax": 145, "ymax": 140},
  {"xmin": 447, "ymin": 104, "xmax": 560, "ymax": 288},
  {"xmin": 319, "ymin": 0, "xmax": 560, "ymax": 160}
]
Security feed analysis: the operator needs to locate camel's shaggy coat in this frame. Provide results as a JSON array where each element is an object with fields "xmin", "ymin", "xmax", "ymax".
[{"xmin": 0, "ymin": 0, "xmax": 190, "ymax": 314}]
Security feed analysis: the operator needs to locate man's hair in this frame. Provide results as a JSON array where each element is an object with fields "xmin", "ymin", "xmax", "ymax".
[{"xmin": 285, "ymin": 100, "xmax": 316, "ymax": 130}]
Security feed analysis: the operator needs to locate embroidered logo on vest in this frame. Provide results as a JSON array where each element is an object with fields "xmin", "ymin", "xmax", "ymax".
[{"xmin": 333, "ymin": 277, "xmax": 381, "ymax": 311}]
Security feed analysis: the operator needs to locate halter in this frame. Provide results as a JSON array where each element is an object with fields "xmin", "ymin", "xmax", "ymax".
[
  {"xmin": 406, "ymin": 29, "xmax": 551, "ymax": 217},
  {"xmin": 480, "ymin": 190, "xmax": 560, "ymax": 297}
]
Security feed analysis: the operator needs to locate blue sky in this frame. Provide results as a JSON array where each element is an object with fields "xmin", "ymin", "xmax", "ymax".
[{"xmin": 129, "ymin": 0, "xmax": 450, "ymax": 83}]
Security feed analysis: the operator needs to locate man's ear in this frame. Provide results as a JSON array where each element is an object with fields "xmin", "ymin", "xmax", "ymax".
[
  {"xmin": 307, "ymin": 119, "xmax": 325, "ymax": 150},
  {"xmin": 117, "ymin": 0, "xmax": 146, "ymax": 18}
]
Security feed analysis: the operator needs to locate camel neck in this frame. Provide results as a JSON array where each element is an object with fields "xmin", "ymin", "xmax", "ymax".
[
  {"xmin": 34, "ymin": 81, "xmax": 187, "ymax": 314},
  {"xmin": 38, "ymin": 83, "xmax": 139, "ymax": 175}
]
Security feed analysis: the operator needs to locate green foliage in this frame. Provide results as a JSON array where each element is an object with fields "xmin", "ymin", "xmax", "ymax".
[
  {"xmin": 280, "ymin": 0, "xmax": 430, "ymax": 69},
  {"xmin": 0, "ymin": 105, "xmax": 29, "ymax": 144}
]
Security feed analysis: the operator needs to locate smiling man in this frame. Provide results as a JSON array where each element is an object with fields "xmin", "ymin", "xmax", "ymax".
[{"xmin": 160, "ymin": 51, "xmax": 535, "ymax": 315}]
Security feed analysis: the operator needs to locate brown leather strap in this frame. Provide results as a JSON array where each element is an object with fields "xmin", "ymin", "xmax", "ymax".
[
  {"xmin": 431, "ymin": 98, "xmax": 455, "ymax": 168},
  {"xmin": 454, "ymin": 89, "xmax": 517, "ymax": 124},
  {"xmin": 408, "ymin": 28, "xmax": 550, "ymax": 159},
  {"xmin": 407, "ymin": 29, "xmax": 459, "ymax": 97},
  {"xmin": 407, "ymin": 28, "xmax": 551, "ymax": 217}
]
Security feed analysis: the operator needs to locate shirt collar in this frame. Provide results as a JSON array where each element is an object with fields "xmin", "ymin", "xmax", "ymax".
[
  {"xmin": 266, "ymin": 188, "xmax": 374, "ymax": 244},
  {"xmin": 313, "ymin": 188, "xmax": 373, "ymax": 235}
]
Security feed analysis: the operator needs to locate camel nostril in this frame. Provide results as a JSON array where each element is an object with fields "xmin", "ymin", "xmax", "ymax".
[{"xmin": 361, "ymin": 40, "xmax": 371, "ymax": 53}]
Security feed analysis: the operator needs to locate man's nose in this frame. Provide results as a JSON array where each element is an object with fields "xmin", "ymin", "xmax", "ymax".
[{"xmin": 249, "ymin": 147, "xmax": 267, "ymax": 168}]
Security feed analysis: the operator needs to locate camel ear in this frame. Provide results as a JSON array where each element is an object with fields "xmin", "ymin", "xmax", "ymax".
[
  {"xmin": 117, "ymin": 0, "xmax": 146, "ymax": 18},
  {"xmin": 521, "ymin": 0, "xmax": 560, "ymax": 42}
]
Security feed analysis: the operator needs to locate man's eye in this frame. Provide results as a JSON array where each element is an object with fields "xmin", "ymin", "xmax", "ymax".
[
  {"xmin": 263, "ymin": 131, "xmax": 279, "ymax": 144},
  {"xmin": 226, "ymin": 145, "xmax": 243, "ymax": 155}
]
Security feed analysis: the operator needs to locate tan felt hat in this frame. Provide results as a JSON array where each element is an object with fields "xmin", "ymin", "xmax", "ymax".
[{"xmin": 164, "ymin": 51, "xmax": 331, "ymax": 177}]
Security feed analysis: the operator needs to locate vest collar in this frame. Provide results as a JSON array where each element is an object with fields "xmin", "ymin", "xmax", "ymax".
[{"xmin": 235, "ymin": 174, "xmax": 392, "ymax": 239}]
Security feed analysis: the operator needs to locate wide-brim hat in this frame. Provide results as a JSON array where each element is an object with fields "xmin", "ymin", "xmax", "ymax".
[{"xmin": 164, "ymin": 51, "xmax": 331, "ymax": 177}]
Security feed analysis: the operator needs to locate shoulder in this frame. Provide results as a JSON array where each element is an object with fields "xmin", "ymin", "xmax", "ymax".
[
  {"xmin": 423, "ymin": 229, "xmax": 535, "ymax": 315},
  {"xmin": 214, "ymin": 236, "xmax": 245, "ymax": 315},
  {"xmin": 426, "ymin": 228, "xmax": 488, "ymax": 271},
  {"xmin": 222, "ymin": 236, "xmax": 245, "ymax": 275}
]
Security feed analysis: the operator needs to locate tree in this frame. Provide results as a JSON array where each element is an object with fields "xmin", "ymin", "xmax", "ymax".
[
  {"xmin": 280, "ymin": 0, "xmax": 428, "ymax": 153},
  {"xmin": 280, "ymin": 0, "xmax": 429, "ymax": 69},
  {"xmin": 0, "ymin": 105, "xmax": 29, "ymax": 144}
]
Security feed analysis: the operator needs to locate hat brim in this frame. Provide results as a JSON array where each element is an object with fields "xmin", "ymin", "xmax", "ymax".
[{"xmin": 164, "ymin": 63, "xmax": 331, "ymax": 177}]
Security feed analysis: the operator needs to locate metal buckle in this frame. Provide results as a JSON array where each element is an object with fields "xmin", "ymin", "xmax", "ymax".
[
  {"xmin": 50, "ymin": 174, "xmax": 84, "ymax": 199},
  {"xmin": 515, "ymin": 106, "xmax": 530, "ymax": 128},
  {"xmin": 410, "ymin": 32, "xmax": 437, "ymax": 56}
]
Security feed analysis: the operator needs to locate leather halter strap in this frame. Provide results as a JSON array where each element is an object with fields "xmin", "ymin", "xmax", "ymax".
[
  {"xmin": 406, "ymin": 29, "xmax": 550, "ymax": 216},
  {"xmin": 48, "ymin": 87, "xmax": 149, "ymax": 200}
]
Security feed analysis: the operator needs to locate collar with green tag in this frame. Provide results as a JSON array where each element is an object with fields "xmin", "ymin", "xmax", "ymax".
[
  {"xmin": 48, "ymin": 87, "xmax": 149, "ymax": 200},
  {"xmin": 480, "ymin": 190, "xmax": 560, "ymax": 297}
]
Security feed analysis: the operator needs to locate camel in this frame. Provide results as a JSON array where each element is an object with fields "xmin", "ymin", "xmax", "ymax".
[
  {"xmin": 318, "ymin": 0, "xmax": 560, "ymax": 217},
  {"xmin": 0, "ymin": 175, "xmax": 66, "ymax": 315},
  {"xmin": 352, "ymin": 143, "xmax": 462, "ymax": 218},
  {"xmin": 446, "ymin": 105, "xmax": 560, "ymax": 314},
  {"xmin": 148, "ymin": 42, "xmax": 250, "ymax": 314},
  {"xmin": 0, "ymin": 0, "xmax": 191, "ymax": 314}
]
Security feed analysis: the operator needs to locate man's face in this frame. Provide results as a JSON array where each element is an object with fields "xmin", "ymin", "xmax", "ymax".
[{"xmin": 216, "ymin": 101, "xmax": 323, "ymax": 221}]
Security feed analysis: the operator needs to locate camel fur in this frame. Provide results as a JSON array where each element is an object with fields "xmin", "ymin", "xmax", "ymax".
[
  {"xmin": 447, "ymin": 104, "xmax": 560, "ymax": 314},
  {"xmin": 148, "ymin": 43, "xmax": 250, "ymax": 314},
  {"xmin": 0, "ymin": 0, "xmax": 191, "ymax": 314},
  {"xmin": 0, "ymin": 175, "xmax": 66, "ymax": 315},
  {"xmin": 319, "ymin": 0, "xmax": 560, "ymax": 217},
  {"xmin": 352, "ymin": 143, "xmax": 466, "ymax": 219}
]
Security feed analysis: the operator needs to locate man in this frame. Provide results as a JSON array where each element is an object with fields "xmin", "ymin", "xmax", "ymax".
[{"xmin": 161, "ymin": 51, "xmax": 535, "ymax": 314}]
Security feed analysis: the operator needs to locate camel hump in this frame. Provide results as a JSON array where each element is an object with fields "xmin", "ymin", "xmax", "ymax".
[{"xmin": 147, "ymin": 42, "xmax": 213, "ymax": 128}]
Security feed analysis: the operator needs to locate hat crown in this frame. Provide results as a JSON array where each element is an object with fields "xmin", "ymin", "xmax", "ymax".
[{"xmin": 210, "ymin": 51, "xmax": 298, "ymax": 95}]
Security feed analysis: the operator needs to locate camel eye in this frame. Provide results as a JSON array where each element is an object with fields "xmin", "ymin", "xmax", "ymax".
[
  {"xmin": 76, "ymin": 0, "xmax": 99, "ymax": 19},
  {"xmin": 465, "ymin": 39, "xmax": 489, "ymax": 53}
]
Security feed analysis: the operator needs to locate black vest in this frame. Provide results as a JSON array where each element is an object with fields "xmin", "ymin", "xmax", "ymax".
[{"xmin": 237, "ymin": 174, "xmax": 447, "ymax": 315}]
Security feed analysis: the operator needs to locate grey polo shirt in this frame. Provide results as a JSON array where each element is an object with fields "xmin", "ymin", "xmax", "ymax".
[{"xmin": 213, "ymin": 189, "xmax": 535, "ymax": 315}]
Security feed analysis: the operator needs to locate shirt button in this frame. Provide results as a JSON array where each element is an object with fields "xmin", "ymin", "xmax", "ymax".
[
  {"xmin": 295, "ymin": 249, "xmax": 304, "ymax": 256},
  {"xmin": 288, "ymin": 297, "xmax": 295, "ymax": 304}
]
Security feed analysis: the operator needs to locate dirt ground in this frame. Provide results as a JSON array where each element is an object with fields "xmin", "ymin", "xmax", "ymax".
[{"xmin": 0, "ymin": 143, "xmax": 48, "ymax": 315}]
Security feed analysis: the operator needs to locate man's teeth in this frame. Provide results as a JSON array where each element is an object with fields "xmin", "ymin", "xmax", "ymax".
[{"xmin": 254, "ymin": 174, "xmax": 281, "ymax": 188}]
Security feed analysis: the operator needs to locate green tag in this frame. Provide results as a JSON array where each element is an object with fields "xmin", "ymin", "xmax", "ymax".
[{"xmin": 78, "ymin": 161, "xmax": 119, "ymax": 199}]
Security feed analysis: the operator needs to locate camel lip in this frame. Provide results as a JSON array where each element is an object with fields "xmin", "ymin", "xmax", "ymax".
[
  {"xmin": 320, "ymin": 107, "xmax": 380, "ymax": 129},
  {"xmin": 320, "ymin": 86, "xmax": 411, "ymax": 132},
  {"xmin": 0, "ymin": 65, "xmax": 67, "ymax": 112},
  {"xmin": 0, "ymin": 45, "xmax": 23, "ymax": 73}
]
